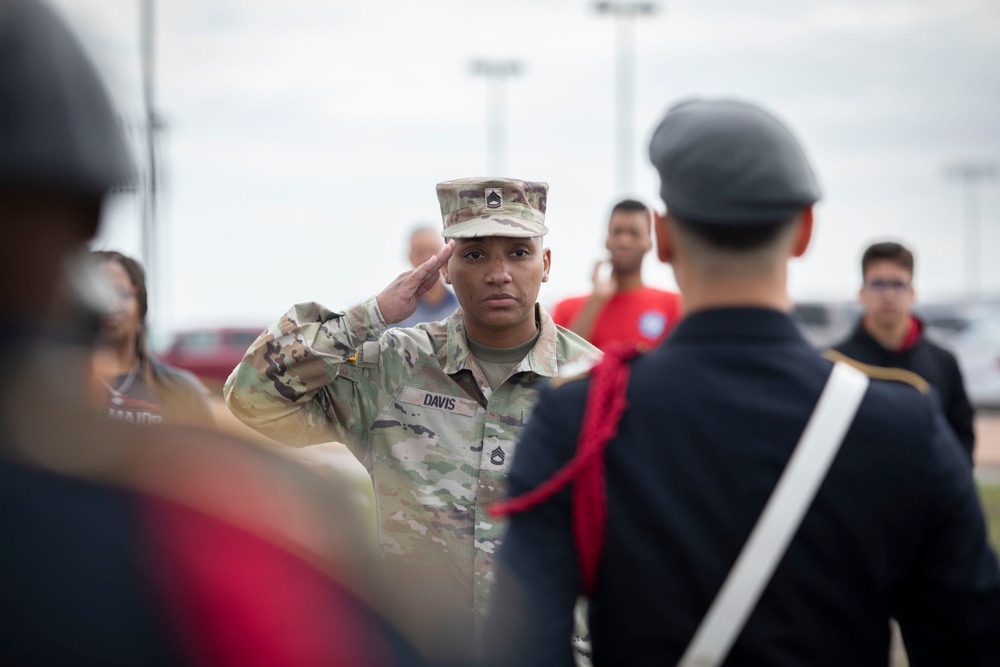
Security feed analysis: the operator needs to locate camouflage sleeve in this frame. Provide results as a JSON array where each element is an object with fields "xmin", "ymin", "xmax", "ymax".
[{"xmin": 223, "ymin": 297, "xmax": 394, "ymax": 457}]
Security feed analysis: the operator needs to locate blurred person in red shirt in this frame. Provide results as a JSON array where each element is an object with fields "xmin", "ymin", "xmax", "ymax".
[{"xmin": 552, "ymin": 199, "xmax": 682, "ymax": 350}]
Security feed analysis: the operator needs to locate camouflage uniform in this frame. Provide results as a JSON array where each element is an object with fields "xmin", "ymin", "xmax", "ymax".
[{"xmin": 225, "ymin": 178, "xmax": 601, "ymax": 644}]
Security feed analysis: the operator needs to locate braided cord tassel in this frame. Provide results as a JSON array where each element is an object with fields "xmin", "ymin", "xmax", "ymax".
[
  {"xmin": 574, "ymin": 346, "xmax": 634, "ymax": 594},
  {"xmin": 490, "ymin": 344, "xmax": 639, "ymax": 595}
]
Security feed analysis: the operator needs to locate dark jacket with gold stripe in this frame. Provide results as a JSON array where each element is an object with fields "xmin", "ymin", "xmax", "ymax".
[{"xmin": 831, "ymin": 320, "xmax": 975, "ymax": 462}]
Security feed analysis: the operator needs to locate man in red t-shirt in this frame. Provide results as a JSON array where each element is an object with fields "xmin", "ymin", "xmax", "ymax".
[{"xmin": 552, "ymin": 199, "xmax": 682, "ymax": 350}]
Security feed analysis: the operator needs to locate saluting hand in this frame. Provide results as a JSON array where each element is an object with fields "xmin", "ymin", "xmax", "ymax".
[{"xmin": 376, "ymin": 240, "xmax": 456, "ymax": 325}]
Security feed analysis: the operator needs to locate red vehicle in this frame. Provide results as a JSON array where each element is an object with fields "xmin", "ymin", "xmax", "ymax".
[{"xmin": 158, "ymin": 327, "xmax": 264, "ymax": 393}]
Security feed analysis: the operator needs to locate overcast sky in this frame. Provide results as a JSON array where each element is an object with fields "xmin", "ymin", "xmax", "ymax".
[{"xmin": 51, "ymin": 0, "xmax": 1000, "ymax": 332}]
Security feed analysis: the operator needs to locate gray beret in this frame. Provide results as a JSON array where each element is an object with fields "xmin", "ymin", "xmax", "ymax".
[
  {"xmin": 0, "ymin": 0, "xmax": 133, "ymax": 199},
  {"xmin": 648, "ymin": 99, "xmax": 820, "ymax": 225}
]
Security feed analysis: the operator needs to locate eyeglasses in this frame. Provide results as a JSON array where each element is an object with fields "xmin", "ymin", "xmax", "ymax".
[{"xmin": 864, "ymin": 279, "xmax": 911, "ymax": 294}]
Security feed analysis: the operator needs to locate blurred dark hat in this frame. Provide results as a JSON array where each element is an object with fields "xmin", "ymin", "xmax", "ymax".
[
  {"xmin": 648, "ymin": 98, "xmax": 820, "ymax": 225},
  {"xmin": 0, "ymin": 0, "xmax": 133, "ymax": 199}
]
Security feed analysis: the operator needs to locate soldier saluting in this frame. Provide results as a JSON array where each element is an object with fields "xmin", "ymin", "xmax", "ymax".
[{"xmin": 225, "ymin": 178, "xmax": 600, "ymax": 655}]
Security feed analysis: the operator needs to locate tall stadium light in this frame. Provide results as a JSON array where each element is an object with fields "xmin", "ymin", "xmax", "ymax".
[
  {"xmin": 472, "ymin": 59, "xmax": 522, "ymax": 176},
  {"xmin": 948, "ymin": 161, "xmax": 998, "ymax": 297},
  {"xmin": 140, "ymin": 0, "xmax": 160, "ymax": 297},
  {"xmin": 593, "ymin": 2, "xmax": 658, "ymax": 195}
]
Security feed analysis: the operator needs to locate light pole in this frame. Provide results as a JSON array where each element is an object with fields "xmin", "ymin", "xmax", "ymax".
[
  {"xmin": 140, "ymin": 0, "xmax": 160, "ymax": 289},
  {"xmin": 139, "ymin": 0, "xmax": 168, "ymax": 329},
  {"xmin": 948, "ymin": 161, "xmax": 997, "ymax": 298},
  {"xmin": 472, "ymin": 59, "xmax": 521, "ymax": 176},
  {"xmin": 593, "ymin": 1, "xmax": 658, "ymax": 195}
]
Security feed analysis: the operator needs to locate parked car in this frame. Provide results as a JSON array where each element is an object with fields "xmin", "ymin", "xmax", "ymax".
[
  {"xmin": 917, "ymin": 301, "xmax": 1000, "ymax": 342},
  {"xmin": 158, "ymin": 327, "xmax": 264, "ymax": 392},
  {"xmin": 941, "ymin": 313, "xmax": 1000, "ymax": 408}
]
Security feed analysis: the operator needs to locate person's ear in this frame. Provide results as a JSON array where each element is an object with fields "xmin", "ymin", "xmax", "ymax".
[
  {"xmin": 441, "ymin": 262, "xmax": 452, "ymax": 285},
  {"xmin": 791, "ymin": 207, "xmax": 814, "ymax": 258},
  {"xmin": 654, "ymin": 211, "xmax": 675, "ymax": 264},
  {"xmin": 542, "ymin": 247, "xmax": 551, "ymax": 282}
]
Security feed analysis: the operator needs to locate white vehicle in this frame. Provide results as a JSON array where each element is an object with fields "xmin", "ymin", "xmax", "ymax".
[{"xmin": 944, "ymin": 314, "xmax": 1000, "ymax": 408}]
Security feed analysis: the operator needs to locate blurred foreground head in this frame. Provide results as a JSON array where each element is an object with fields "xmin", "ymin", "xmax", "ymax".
[
  {"xmin": 0, "ymin": 3, "xmax": 440, "ymax": 665},
  {"xmin": 647, "ymin": 99, "xmax": 820, "ymax": 296},
  {"xmin": 0, "ymin": 0, "xmax": 132, "ymax": 324},
  {"xmin": 648, "ymin": 98, "xmax": 819, "ymax": 226}
]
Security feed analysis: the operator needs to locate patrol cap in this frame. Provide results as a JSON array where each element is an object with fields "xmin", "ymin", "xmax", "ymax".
[
  {"xmin": 436, "ymin": 177, "xmax": 549, "ymax": 239},
  {"xmin": 0, "ymin": 0, "xmax": 134, "ymax": 200},
  {"xmin": 648, "ymin": 99, "xmax": 820, "ymax": 225}
]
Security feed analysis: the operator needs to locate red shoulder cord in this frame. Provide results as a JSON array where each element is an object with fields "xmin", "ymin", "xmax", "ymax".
[{"xmin": 490, "ymin": 343, "xmax": 641, "ymax": 596}]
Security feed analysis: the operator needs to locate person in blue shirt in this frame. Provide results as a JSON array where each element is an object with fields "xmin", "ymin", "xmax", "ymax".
[{"xmin": 391, "ymin": 226, "xmax": 459, "ymax": 329}]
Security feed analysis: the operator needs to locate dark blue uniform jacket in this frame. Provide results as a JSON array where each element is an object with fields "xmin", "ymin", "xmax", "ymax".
[{"xmin": 488, "ymin": 308, "xmax": 1000, "ymax": 667}]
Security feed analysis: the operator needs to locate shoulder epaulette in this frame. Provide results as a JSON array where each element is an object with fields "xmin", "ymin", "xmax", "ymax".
[{"xmin": 823, "ymin": 349, "xmax": 930, "ymax": 394}]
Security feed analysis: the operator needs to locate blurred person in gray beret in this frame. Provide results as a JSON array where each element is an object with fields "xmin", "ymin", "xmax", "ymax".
[
  {"xmin": 0, "ymin": 2, "xmax": 435, "ymax": 665},
  {"xmin": 487, "ymin": 98, "xmax": 1000, "ymax": 666}
]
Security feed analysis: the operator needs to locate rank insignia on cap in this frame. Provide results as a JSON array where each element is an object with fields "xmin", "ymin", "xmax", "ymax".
[
  {"xmin": 490, "ymin": 446, "xmax": 506, "ymax": 466},
  {"xmin": 485, "ymin": 188, "xmax": 503, "ymax": 210}
]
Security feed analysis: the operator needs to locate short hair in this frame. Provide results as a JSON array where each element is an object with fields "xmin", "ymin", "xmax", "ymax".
[
  {"xmin": 409, "ymin": 225, "xmax": 441, "ymax": 242},
  {"xmin": 671, "ymin": 215, "xmax": 796, "ymax": 251},
  {"xmin": 610, "ymin": 198, "xmax": 650, "ymax": 219},
  {"xmin": 861, "ymin": 242, "xmax": 914, "ymax": 276},
  {"xmin": 611, "ymin": 198, "xmax": 648, "ymax": 215},
  {"xmin": 407, "ymin": 225, "xmax": 442, "ymax": 257}
]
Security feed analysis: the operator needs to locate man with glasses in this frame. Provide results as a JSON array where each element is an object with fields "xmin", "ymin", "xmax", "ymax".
[{"xmin": 830, "ymin": 241, "xmax": 975, "ymax": 462}]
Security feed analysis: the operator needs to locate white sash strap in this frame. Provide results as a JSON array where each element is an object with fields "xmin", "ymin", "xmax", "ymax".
[{"xmin": 677, "ymin": 362, "xmax": 869, "ymax": 667}]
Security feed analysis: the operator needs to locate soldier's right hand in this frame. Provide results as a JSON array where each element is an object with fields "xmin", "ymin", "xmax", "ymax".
[{"xmin": 376, "ymin": 240, "xmax": 456, "ymax": 325}]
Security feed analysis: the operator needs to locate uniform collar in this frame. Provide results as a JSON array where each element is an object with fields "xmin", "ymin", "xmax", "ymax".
[
  {"xmin": 441, "ymin": 304, "xmax": 561, "ymax": 378},
  {"xmin": 851, "ymin": 316, "xmax": 923, "ymax": 354},
  {"xmin": 666, "ymin": 307, "xmax": 808, "ymax": 345}
]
